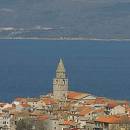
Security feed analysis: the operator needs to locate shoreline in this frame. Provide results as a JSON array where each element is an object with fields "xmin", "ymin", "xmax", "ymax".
[
  {"xmin": 0, "ymin": 37, "xmax": 130, "ymax": 41},
  {"xmin": 0, "ymin": 90, "xmax": 129, "ymax": 103}
]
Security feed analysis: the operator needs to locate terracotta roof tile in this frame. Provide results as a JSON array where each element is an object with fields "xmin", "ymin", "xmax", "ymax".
[
  {"xmin": 93, "ymin": 108, "xmax": 105, "ymax": 113},
  {"xmin": 95, "ymin": 97, "xmax": 106, "ymax": 104},
  {"xmin": 21, "ymin": 104, "xmax": 30, "ymax": 108},
  {"xmin": 68, "ymin": 91, "xmax": 88, "ymax": 100},
  {"xmin": 15, "ymin": 97, "xmax": 27, "ymax": 102},
  {"xmin": 64, "ymin": 120, "xmax": 75, "ymax": 126},
  {"xmin": 85, "ymin": 100, "xmax": 96, "ymax": 105},
  {"xmin": 107, "ymin": 101, "xmax": 118, "ymax": 108},
  {"xmin": 96, "ymin": 115, "xmax": 130, "ymax": 124},
  {"xmin": 37, "ymin": 115, "xmax": 48, "ymax": 121},
  {"xmin": 78, "ymin": 106, "xmax": 93, "ymax": 116},
  {"xmin": 42, "ymin": 98, "xmax": 56, "ymax": 105}
]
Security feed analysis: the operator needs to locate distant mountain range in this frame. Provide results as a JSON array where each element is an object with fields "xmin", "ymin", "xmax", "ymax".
[{"xmin": 0, "ymin": 0, "xmax": 130, "ymax": 39}]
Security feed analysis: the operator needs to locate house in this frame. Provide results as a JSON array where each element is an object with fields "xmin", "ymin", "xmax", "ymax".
[
  {"xmin": 36, "ymin": 115, "xmax": 48, "ymax": 121},
  {"xmin": 29, "ymin": 110, "xmax": 45, "ymax": 118},
  {"xmin": 110, "ymin": 105, "xmax": 126, "ymax": 115},
  {"xmin": 92, "ymin": 97, "xmax": 107, "ymax": 109},
  {"xmin": 27, "ymin": 98, "xmax": 40, "ymax": 109},
  {"xmin": 16, "ymin": 104, "xmax": 31, "ymax": 111},
  {"xmin": 0, "ymin": 113, "xmax": 15, "ymax": 130},
  {"xmin": 2, "ymin": 106, "xmax": 16, "ymax": 115},
  {"xmin": 42, "ymin": 97, "xmax": 57, "ymax": 110},
  {"xmin": 11, "ymin": 111, "xmax": 30, "ymax": 121},
  {"xmin": 13, "ymin": 97, "xmax": 27, "ymax": 105},
  {"xmin": 105, "ymin": 101, "xmax": 118, "ymax": 115},
  {"xmin": 95, "ymin": 115, "xmax": 130, "ymax": 130},
  {"xmin": 126, "ymin": 108, "xmax": 130, "ymax": 116},
  {"xmin": 77, "ymin": 107, "xmax": 105, "ymax": 129},
  {"xmin": 68, "ymin": 107, "xmax": 79, "ymax": 122},
  {"xmin": 78, "ymin": 106, "xmax": 94, "ymax": 120},
  {"xmin": 91, "ymin": 108, "xmax": 105, "ymax": 120},
  {"xmin": 59, "ymin": 120, "xmax": 76, "ymax": 130},
  {"xmin": 68, "ymin": 91, "xmax": 89, "ymax": 101},
  {"xmin": 27, "ymin": 97, "xmax": 57, "ymax": 111},
  {"xmin": 78, "ymin": 116, "xmax": 95, "ymax": 129},
  {"xmin": 85, "ymin": 120, "xmax": 95, "ymax": 130},
  {"xmin": 83, "ymin": 95, "xmax": 96, "ymax": 100}
]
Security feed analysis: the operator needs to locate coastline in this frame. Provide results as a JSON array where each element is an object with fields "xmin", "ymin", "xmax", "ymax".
[{"xmin": 0, "ymin": 37, "xmax": 130, "ymax": 41}]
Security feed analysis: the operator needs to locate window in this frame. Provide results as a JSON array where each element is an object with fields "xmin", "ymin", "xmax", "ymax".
[{"xmin": 63, "ymin": 79, "xmax": 65, "ymax": 84}]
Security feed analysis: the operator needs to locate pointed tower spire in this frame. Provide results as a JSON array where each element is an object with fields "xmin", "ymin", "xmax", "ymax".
[
  {"xmin": 56, "ymin": 58, "xmax": 65, "ymax": 73},
  {"xmin": 56, "ymin": 58, "xmax": 66, "ymax": 79}
]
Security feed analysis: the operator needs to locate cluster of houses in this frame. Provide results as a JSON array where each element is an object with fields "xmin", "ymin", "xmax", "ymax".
[
  {"xmin": 0, "ymin": 91, "xmax": 130, "ymax": 130},
  {"xmin": 0, "ymin": 59, "xmax": 130, "ymax": 130}
]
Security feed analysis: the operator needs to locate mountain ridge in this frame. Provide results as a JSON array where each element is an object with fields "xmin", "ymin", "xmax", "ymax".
[{"xmin": 0, "ymin": 0, "xmax": 130, "ymax": 38}]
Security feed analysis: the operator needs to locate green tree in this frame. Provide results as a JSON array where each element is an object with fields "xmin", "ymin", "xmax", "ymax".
[
  {"xmin": 16, "ymin": 118, "xmax": 33, "ymax": 130},
  {"xmin": 16, "ymin": 118, "xmax": 47, "ymax": 130}
]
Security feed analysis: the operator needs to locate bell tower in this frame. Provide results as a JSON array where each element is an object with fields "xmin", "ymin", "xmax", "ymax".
[{"xmin": 53, "ymin": 59, "xmax": 68, "ymax": 101}]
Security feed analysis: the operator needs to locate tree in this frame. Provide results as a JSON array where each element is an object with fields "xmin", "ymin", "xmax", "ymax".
[
  {"xmin": 16, "ymin": 118, "xmax": 33, "ymax": 130},
  {"xmin": 16, "ymin": 118, "xmax": 47, "ymax": 130}
]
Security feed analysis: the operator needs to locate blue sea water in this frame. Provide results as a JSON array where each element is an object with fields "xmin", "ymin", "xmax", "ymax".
[{"xmin": 0, "ymin": 40, "xmax": 130, "ymax": 102}]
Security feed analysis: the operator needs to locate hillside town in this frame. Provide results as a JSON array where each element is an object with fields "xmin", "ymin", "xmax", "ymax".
[{"xmin": 0, "ymin": 59, "xmax": 130, "ymax": 130}]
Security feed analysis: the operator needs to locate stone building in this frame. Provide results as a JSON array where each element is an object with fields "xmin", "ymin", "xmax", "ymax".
[{"xmin": 53, "ymin": 59, "xmax": 68, "ymax": 101}]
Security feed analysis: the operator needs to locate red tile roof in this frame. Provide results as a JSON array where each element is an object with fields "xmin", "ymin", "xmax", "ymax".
[
  {"xmin": 68, "ymin": 91, "xmax": 88, "ymax": 100},
  {"xmin": 96, "ymin": 115, "xmax": 130, "ymax": 124},
  {"xmin": 21, "ymin": 104, "xmax": 30, "ymax": 108},
  {"xmin": 95, "ymin": 97, "xmax": 106, "ymax": 104},
  {"xmin": 42, "ymin": 98, "xmax": 56, "ymax": 105},
  {"xmin": 15, "ymin": 97, "xmax": 27, "ymax": 104},
  {"xmin": 15, "ymin": 97, "xmax": 27, "ymax": 101},
  {"xmin": 93, "ymin": 108, "xmax": 105, "ymax": 113},
  {"xmin": 107, "ymin": 101, "xmax": 118, "ymax": 108},
  {"xmin": 64, "ymin": 120, "xmax": 75, "ymax": 126},
  {"xmin": 78, "ymin": 106, "xmax": 93, "ymax": 116},
  {"xmin": 85, "ymin": 100, "xmax": 96, "ymax": 105},
  {"xmin": 37, "ymin": 115, "xmax": 48, "ymax": 121}
]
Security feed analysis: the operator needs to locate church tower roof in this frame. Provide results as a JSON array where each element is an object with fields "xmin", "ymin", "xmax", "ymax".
[{"xmin": 56, "ymin": 58, "xmax": 65, "ymax": 72}]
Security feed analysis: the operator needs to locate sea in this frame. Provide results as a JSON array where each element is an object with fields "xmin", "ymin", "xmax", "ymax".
[{"xmin": 0, "ymin": 39, "xmax": 130, "ymax": 102}]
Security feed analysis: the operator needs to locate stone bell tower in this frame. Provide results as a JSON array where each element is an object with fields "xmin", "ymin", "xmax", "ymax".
[{"xmin": 53, "ymin": 59, "xmax": 68, "ymax": 101}]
